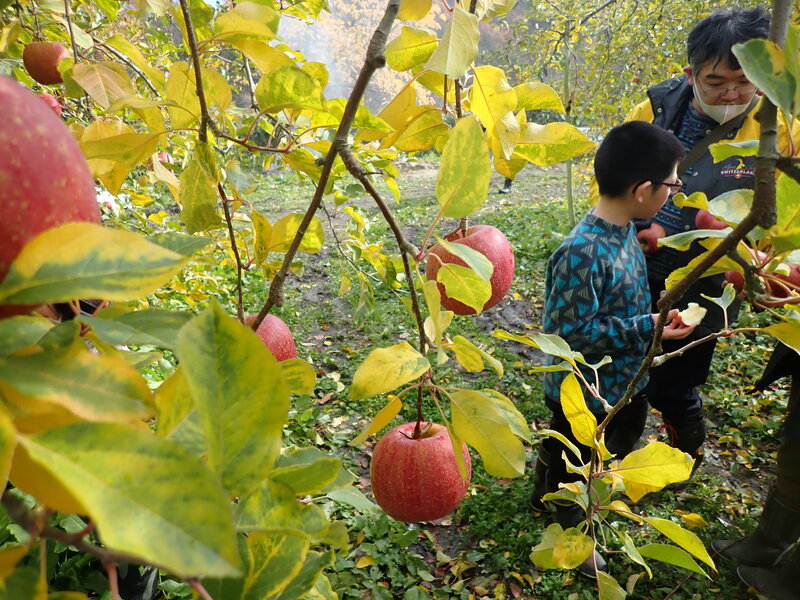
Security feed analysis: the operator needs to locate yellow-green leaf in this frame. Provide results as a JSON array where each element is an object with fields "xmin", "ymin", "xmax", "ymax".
[
  {"xmin": 469, "ymin": 66, "xmax": 520, "ymax": 159},
  {"xmin": 763, "ymin": 322, "xmax": 800, "ymax": 354},
  {"xmin": 559, "ymin": 373, "xmax": 597, "ymax": 449},
  {"xmin": 672, "ymin": 191, "xmax": 709, "ymax": 210},
  {"xmin": 613, "ymin": 442, "xmax": 694, "ymax": 502},
  {"xmin": 17, "ymin": 422, "xmax": 241, "ymax": 578},
  {"xmin": 71, "ymin": 62, "xmax": 133, "ymax": 109},
  {"xmin": 278, "ymin": 359, "xmax": 316, "ymax": 396},
  {"xmin": 166, "ymin": 62, "xmax": 199, "ymax": 129},
  {"xmin": 398, "ymin": 0, "xmax": 431, "ymax": 20},
  {"xmin": 77, "ymin": 309, "xmax": 192, "ymax": 351},
  {"xmin": 231, "ymin": 40, "xmax": 294, "ymax": 74},
  {"xmin": 176, "ymin": 301, "xmax": 290, "ymax": 497},
  {"xmin": 106, "ymin": 35, "xmax": 166, "ymax": 90},
  {"xmin": 180, "ymin": 144, "xmax": 222, "ymax": 234},
  {"xmin": 82, "ymin": 131, "xmax": 163, "ymax": 171},
  {"xmin": 0, "ymin": 566, "xmax": 46, "ymax": 599},
  {"xmin": 349, "ymin": 395, "xmax": 402, "ymax": 446},
  {"xmin": 530, "ymin": 522, "xmax": 564, "ymax": 568},
  {"xmin": 436, "ymin": 115, "xmax": 491, "ymax": 218},
  {"xmin": 450, "ymin": 389, "xmax": 525, "ymax": 477},
  {"xmin": 235, "ymin": 480, "xmax": 331, "ymax": 539},
  {"xmin": 512, "ymin": 122, "xmax": 595, "ymax": 166},
  {"xmin": 213, "ymin": 2, "xmax": 279, "ymax": 43},
  {"xmin": 252, "ymin": 210, "xmax": 273, "ymax": 266},
  {"xmin": 271, "ymin": 447, "xmax": 341, "ymax": 496},
  {"xmin": 434, "ymin": 264, "xmax": 492, "ymax": 313},
  {"xmin": 641, "ymin": 517, "xmax": 715, "ymax": 569},
  {"xmin": 255, "ymin": 66, "xmax": 326, "ymax": 113},
  {"xmin": 268, "ymin": 214, "xmax": 324, "ymax": 254},
  {"xmin": 733, "ymin": 38, "xmax": 795, "ymax": 117},
  {"xmin": 0, "ymin": 545, "xmax": 29, "ymax": 581},
  {"xmin": 0, "ymin": 223, "xmax": 188, "ymax": 305},
  {"xmin": 386, "ymin": 26, "xmax": 438, "ymax": 72},
  {"xmin": 424, "ymin": 5, "xmax": 479, "ymax": 79},
  {"xmin": 552, "ymin": 527, "xmax": 593, "ymax": 569},
  {"xmin": 0, "ymin": 316, "xmax": 52, "ymax": 357},
  {"xmin": 481, "ymin": 388, "xmax": 529, "ymax": 442},
  {"xmin": 350, "ymin": 342, "xmax": 430, "ymax": 400},
  {"xmin": 638, "ymin": 544, "xmax": 709, "ymax": 578},
  {"xmin": 514, "ymin": 82, "xmax": 564, "ymax": 113},
  {"xmin": 597, "ymin": 571, "xmax": 628, "ymax": 600},
  {"xmin": 0, "ymin": 411, "xmax": 14, "ymax": 493},
  {"xmin": 380, "ymin": 105, "xmax": 448, "ymax": 152}
]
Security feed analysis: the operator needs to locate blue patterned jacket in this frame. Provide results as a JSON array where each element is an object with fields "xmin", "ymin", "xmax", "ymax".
[{"xmin": 543, "ymin": 212, "xmax": 654, "ymax": 410}]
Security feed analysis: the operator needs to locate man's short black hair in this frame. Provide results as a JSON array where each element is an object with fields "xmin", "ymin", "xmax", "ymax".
[
  {"xmin": 594, "ymin": 121, "xmax": 685, "ymax": 198},
  {"xmin": 687, "ymin": 6, "xmax": 770, "ymax": 71}
]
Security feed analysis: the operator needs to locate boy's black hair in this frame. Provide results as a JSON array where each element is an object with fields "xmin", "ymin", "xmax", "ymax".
[
  {"xmin": 594, "ymin": 121, "xmax": 685, "ymax": 198},
  {"xmin": 687, "ymin": 6, "xmax": 769, "ymax": 71}
]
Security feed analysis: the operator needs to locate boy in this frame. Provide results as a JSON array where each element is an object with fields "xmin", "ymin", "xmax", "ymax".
[{"xmin": 533, "ymin": 121, "xmax": 696, "ymax": 577}]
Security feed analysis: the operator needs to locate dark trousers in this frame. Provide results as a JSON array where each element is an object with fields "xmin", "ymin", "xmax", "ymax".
[{"xmin": 542, "ymin": 393, "xmax": 649, "ymax": 496}]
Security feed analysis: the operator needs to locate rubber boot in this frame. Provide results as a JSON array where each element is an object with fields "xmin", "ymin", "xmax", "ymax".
[
  {"xmin": 737, "ymin": 543, "xmax": 800, "ymax": 600},
  {"xmin": 529, "ymin": 445, "xmax": 550, "ymax": 513},
  {"xmin": 713, "ymin": 490, "xmax": 800, "ymax": 566},
  {"xmin": 498, "ymin": 177, "xmax": 513, "ymax": 194},
  {"xmin": 662, "ymin": 412, "xmax": 706, "ymax": 491}
]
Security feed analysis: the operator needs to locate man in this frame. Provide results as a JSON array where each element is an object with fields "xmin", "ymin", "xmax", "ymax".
[{"xmin": 623, "ymin": 6, "xmax": 797, "ymax": 485}]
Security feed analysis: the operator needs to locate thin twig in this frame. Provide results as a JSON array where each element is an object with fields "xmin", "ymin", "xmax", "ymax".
[
  {"xmin": 218, "ymin": 184, "xmax": 245, "ymax": 321},
  {"xmin": 178, "ymin": 0, "xmax": 212, "ymax": 143},
  {"xmin": 63, "ymin": 0, "xmax": 80, "ymax": 63},
  {"xmin": 188, "ymin": 578, "xmax": 216, "ymax": 600}
]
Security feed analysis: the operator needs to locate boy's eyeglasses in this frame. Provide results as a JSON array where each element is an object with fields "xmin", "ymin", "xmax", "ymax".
[
  {"xmin": 697, "ymin": 83, "xmax": 757, "ymax": 99},
  {"xmin": 656, "ymin": 179, "xmax": 683, "ymax": 193}
]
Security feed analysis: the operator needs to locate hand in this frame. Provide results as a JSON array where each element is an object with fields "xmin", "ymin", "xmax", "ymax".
[{"xmin": 654, "ymin": 309, "xmax": 698, "ymax": 340}]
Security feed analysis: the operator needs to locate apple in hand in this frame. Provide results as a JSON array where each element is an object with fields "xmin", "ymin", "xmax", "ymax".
[
  {"xmin": 244, "ymin": 314, "xmax": 297, "ymax": 362},
  {"xmin": 0, "ymin": 75, "xmax": 99, "ymax": 317},
  {"xmin": 425, "ymin": 225, "xmax": 515, "ymax": 315},
  {"xmin": 23, "ymin": 42, "xmax": 71, "ymax": 85},
  {"xmin": 695, "ymin": 209, "xmax": 728, "ymax": 230},
  {"xmin": 369, "ymin": 422, "xmax": 471, "ymax": 522},
  {"xmin": 636, "ymin": 223, "xmax": 666, "ymax": 254}
]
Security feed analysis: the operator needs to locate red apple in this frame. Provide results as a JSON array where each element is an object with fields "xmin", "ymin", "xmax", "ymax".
[
  {"xmin": 425, "ymin": 225, "xmax": 515, "ymax": 315},
  {"xmin": 370, "ymin": 422, "xmax": 471, "ymax": 522},
  {"xmin": 723, "ymin": 270, "xmax": 745, "ymax": 293},
  {"xmin": 0, "ymin": 74, "xmax": 99, "ymax": 290},
  {"xmin": 22, "ymin": 42, "xmax": 71, "ymax": 85},
  {"xmin": 244, "ymin": 314, "xmax": 297, "ymax": 362},
  {"xmin": 695, "ymin": 209, "xmax": 729, "ymax": 230},
  {"xmin": 636, "ymin": 223, "xmax": 666, "ymax": 254},
  {"xmin": 37, "ymin": 92, "xmax": 62, "ymax": 117}
]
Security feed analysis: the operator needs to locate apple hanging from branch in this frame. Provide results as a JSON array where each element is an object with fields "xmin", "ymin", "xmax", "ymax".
[
  {"xmin": 22, "ymin": 42, "xmax": 71, "ymax": 85},
  {"xmin": 695, "ymin": 209, "xmax": 729, "ymax": 231},
  {"xmin": 425, "ymin": 224, "xmax": 514, "ymax": 315},
  {"xmin": 369, "ymin": 422, "xmax": 471, "ymax": 522},
  {"xmin": 244, "ymin": 314, "xmax": 297, "ymax": 362}
]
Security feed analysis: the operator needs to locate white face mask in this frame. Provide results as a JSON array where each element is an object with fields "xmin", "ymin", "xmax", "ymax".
[{"xmin": 692, "ymin": 83, "xmax": 752, "ymax": 123}]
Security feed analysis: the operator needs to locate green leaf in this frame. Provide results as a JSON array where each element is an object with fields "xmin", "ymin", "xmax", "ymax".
[
  {"xmin": 638, "ymin": 544, "xmax": 709, "ymax": 577},
  {"xmin": 709, "ymin": 140, "xmax": 759, "ymax": 163},
  {"xmin": 733, "ymin": 39, "xmax": 796, "ymax": 117},
  {"xmin": 325, "ymin": 486, "xmax": 380, "ymax": 513},
  {"xmin": 771, "ymin": 173, "xmax": 800, "ymax": 252},
  {"xmin": 0, "ymin": 224, "xmax": 189, "ymax": 306},
  {"xmin": 763, "ymin": 322, "xmax": 800, "ymax": 353},
  {"xmin": 514, "ymin": 82, "xmax": 564, "ymax": 113},
  {"xmin": 424, "ymin": 5, "xmax": 479, "ymax": 79},
  {"xmin": 470, "ymin": 66, "xmax": 520, "ymax": 159},
  {"xmin": 271, "ymin": 448, "xmax": 341, "ymax": 496},
  {"xmin": 213, "ymin": 2, "xmax": 279, "ymax": 43},
  {"xmin": 0, "ymin": 566, "xmax": 45, "ymax": 599},
  {"xmin": 148, "ymin": 232, "xmax": 213, "ymax": 257},
  {"xmin": 273, "ymin": 549, "xmax": 334, "ymax": 600},
  {"xmin": 511, "ymin": 122, "xmax": 595, "ymax": 166},
  {"xmin": 659, "ymin": 229, "xmax": 730, "ymax": 251},
  {"xmin": 235, "ymin": 480, "xmax": 331, "ymax": 539},
  {"xmin": 268, "ymin": 214, "xmax": 324, "ymax": 254},
  {"xmin": 0, "ymin": 411, "xmax": 15, "ymax": 493},
  {"xmin": 0, "ymin": 342, "xmax": 153, "ymax": 423},
  {"xmin": 176, "ymin": 301, "xmax": 290, "ymax": 497},
  {"xmin": 350, "ymin": 395, "xmax": 402, "ymax": 446},
  {"xmin": 350, "ymin": 342, "xmax": 429, "ymax": 400},
  {"xmin": 398, "ymin": 0, "xmax": 432, "ymax": 20},
  {"xmin": 701, "ymin": 283, "xmax": 737, "ymax": 313},
  {"xmin": 17, "ymin": 422, "xmax": 241, "ymax": 578},
  {"xmin": 597, "ymin": 572, "xmax": 628, "ymax": 600},
  {"xmin": 77, "ymin": 309, "xmax": 192, "ymax": 351},
  {"xmin": 641, "ymin": 517, "xmax": 715, "ymax": 569},
  {"xmin": 386, "ymin": 27, "xmax": 438, "ymax": 72},
  {"xmin": 435, "ymin": 264, "xmax": 492, "ymax": 313},
  {"xmin": 709, "ymin": 188, "xmax": 754, "ymax": 226},
  {"xmin": 436, "ymin": 115, "xmax": 492, "ymax": 218},
  {"xmin": 305, "ymin": 575, "xmax": 337, "ymax": 600},
  {"xmin": 434, "ymin": 237, "xmax": 494, "ymax": 282},
  {"xmin": 81, "ymin": 131, "xmax": 163, "ymax": 171},
  {"xmin": 180, "ymin": 143, "xmax": 222, "ymax": 234},
  {"xmin": 106, "ymin": 35, "xmax": 166, "ymax": 90},
  {"xmin": 613, "ymin": 442, "xmax": 694, "ymax": 502},
  {"xmin": 0, "ymin": 316, "xmax": 52, "ymax": 357},
  {"xmin": 256, "ymin": 66, "xmax": 326, "ymax": 113},
  {"xmin": 450, "ymin": 389, "xmax": 525, "ymax": 477},
  {"xmin": 279, "ymin": 359, "xmax": 317, "ymax": 396},
  {"xmin": 71, "ymin": 62, "xmax": 133, "ymax": 109}
]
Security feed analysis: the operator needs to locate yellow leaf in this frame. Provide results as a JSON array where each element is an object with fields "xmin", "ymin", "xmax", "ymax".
[
  {"xmin": 514, "ymin": 82, "xmax": 564, "ymax": 113},
  {"xmin": 71, "ymin": 62, "xmax": 133, "ymax": 109},
  {"xmin": 0, "ymin": 545, "xmax": 29, "ymax": 581},
  {"xmin": 82, "ymin": 131, "xmax": 163, "ymax": 171},
  {"xmin": 642, "ymin": 517, "xmax": 715, "ymax": 569},
  {"xmin": 559, "ymin": 373, "xmax": 597, "ymax": 449},
  {"xmin": 252, "ymin": 210, "xmax": 273, "ymax": 266},
  {"xmin": 614, "ymin": 442, "xmax": 694, "ymax": 502},
  {"xmin": 355, "ymin": 556, "xmax": 376, "ymax": 569},
  {"xmin": 231, "ymin": 40, "xmax": 294, "ymax": 74},
  {"xmin": 106, "ymin": 35, "xmax": 166, "ymax": 91},
  {"xmin": 552, "ymin": 527, "xmax": 593, "ymax": 569},
  {"xmin": 268, "ymin": 214, "xmax": 324, "ymax": 254},
  {"xmin": 512, "ymin": 122, "xmax": 595, "ymax": 166},
  {"xmin": 436, "ymin": 115, "xmax": 491, "ymax": 218},
  {"xmin": 80, "ymin": 118, "xmax": 134, "ymax": 177},
  {"xmin": 451, "ymin": 390, "xmax": 525, "ymax": 478},
  {"xmin": 424, "ymin": 6, "xmax": 479, "ymax": 79},
  {"xmin": 398, "ymin": 0, "xmax": 431, "ymax": 20},
  {"xmin": 386, "ymin": 26, "xmax": 438, "ymax": 72},
  {"xmin": 350, "ymin": 343, "xmax": 430, "ymax": 400},
  {"xmin": 349, "ymin": 396, "xmax": 402, "ymax": 446},
  {"xmin": 213, "ymin": 1, "xmax": 279, "ymax": 43},
  {"xmin": 469, "ymin": 66, "xmax": 520, "ymax": 159},
  {"xmin": 278, "ymin": 358, "xmax": 317, "ymax": 396},
  {"xmin": 380, "ymin": 105, "xmax": 448, "ymax": 152},
  {"xmin": 166, "ymin": 62, "xmax": 199, "ymax": 129},
  {"xmin": 10, "ymin": 442, "xmax": 87, "ymax": 514},
  {"xmin": 680, "ymin": 513, "xmax": 710, "ymax": 529}
]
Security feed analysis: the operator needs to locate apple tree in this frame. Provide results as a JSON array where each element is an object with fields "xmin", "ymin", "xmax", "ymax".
[{"xmin": 0, "ymin": 0, "xmax": 598, "ymax": 597}]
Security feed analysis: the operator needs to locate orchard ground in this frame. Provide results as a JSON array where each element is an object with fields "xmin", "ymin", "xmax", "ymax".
[{"xmin": 158, "ymin": 161, "xmax": 780, "ymax": 598}]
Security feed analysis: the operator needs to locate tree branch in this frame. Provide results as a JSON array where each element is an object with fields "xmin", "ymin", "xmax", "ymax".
[
  {"xmin": 218, "ymin": 184, "xmax": 245, "ymax": 321},
  {"xmin": 178, "ymin": 0, "xmax": 213, "ymax": 143}
]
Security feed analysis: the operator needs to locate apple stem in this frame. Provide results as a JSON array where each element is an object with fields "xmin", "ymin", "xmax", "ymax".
[{"xmin": 413, "ymin": 386, "xmax": 424, "ymax": 438}]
